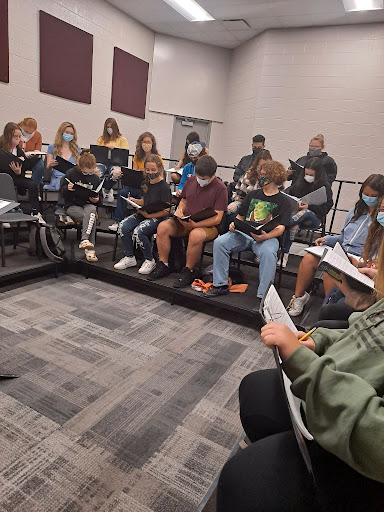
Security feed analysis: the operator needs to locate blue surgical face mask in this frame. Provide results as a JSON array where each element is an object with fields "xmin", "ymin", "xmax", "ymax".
[
  {"xmin": 63, "ymin": 133, "xmax": 74, "ymax": 142},
  {"xmin": 362, "ymin": 194, "xmax": 378, "ymax": 207},
  {"xmin": 377, "ymin": 212, "xmax": 384, "ymax": 227},
  {"xmin": 196, "ymin": 177, "xmax": 209, "ymax": 187}
]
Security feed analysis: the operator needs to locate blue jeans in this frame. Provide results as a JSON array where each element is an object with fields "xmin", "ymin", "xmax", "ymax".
[
  {"xmin": 114, "ymin": 186, "xmax": 142, "ymax": 222},
  {"xmin": 213, "ymin": 231, "xmax": 279, "ymax": 298},
  {"xmin": 283, "ymin": 210, "xmax": 321, "ymax": 253},
  {"xmin": 120, "ymin": 213, "xmax": 162, "ymax": 260},
  {"xmin": 31, "ymin": 158, "xmax": 45, "ymax": 185}
]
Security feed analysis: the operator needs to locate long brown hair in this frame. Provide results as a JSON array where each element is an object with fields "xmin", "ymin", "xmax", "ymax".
[
  {"xmin": 101, "ymin": 118, "xmax": 121, "ymax": 143},
  {"xmin": 141, "ymin": 154, "xmax": 164, "ymax": 194},
  {"xmin": 375, "ymin": 236, "xmax": 384, "ymax": 301},
  {"xmin": 135, "ymin": 132, "xmax": 159, "ymax": 162},
  {"xmin": 247, "ymin": 150, "xmax": 272, "ymax": 185},
  {"xmin": 53, "ymin": 122, "xmax": 79, "ymax": 162},
  {"xmin": 0, "ymin": 122, "xmax": 21, "ymax": 152},
  {"xmin": 352, "ymin": 174, "xmax": 384, "ymax": 222},
  {"xmin": 361, "ymin": 197, "xmax": 384, "ymax": 265}
]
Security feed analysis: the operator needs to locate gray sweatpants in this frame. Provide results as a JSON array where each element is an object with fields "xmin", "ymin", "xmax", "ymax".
[{"xmin": 66, "ymin": 204, "xmax": 97, "ymax": 244}]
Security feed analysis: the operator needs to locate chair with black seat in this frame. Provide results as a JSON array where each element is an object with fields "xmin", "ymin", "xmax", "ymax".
[{"xmin": 0, "ymin": 173, "xmax": 39, "ymax": 266}]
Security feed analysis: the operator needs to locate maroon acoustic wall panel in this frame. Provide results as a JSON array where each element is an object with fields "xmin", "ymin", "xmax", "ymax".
[
  {"xmin": 39, "ymin": 11, "xmax": 93, "ymax": 103},
  {"xmin": 111, "ymin": 47, "xmax": 149, "ymax": 119},
  {"xmin": 0, "ymin": 0, "xmax": 9, "ymax": 83}
]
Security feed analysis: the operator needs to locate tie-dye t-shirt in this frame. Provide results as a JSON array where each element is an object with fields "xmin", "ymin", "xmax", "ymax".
[{"xmin": 238, "ymin": 189, "xmax": 291, "ymax": 227}]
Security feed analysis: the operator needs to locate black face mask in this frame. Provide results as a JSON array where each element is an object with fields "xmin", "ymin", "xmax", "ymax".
[{"xmin": 252, "ymin": 147, "xmax": 262, "ymax": 155}]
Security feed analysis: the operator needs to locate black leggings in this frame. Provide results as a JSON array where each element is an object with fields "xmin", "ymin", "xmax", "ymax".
[
  {"xmin": 216, "ymin": 369, "xmax": 382, "ymax": 512},
  {"xmin": 12, "ymin": 174, "xmax": 40, "ymax": 213}
]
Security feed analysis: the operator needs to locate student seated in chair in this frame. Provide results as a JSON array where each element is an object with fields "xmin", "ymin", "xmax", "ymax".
[
  {"xmin": 171, "ymin": 131, "xmax": 208, "ymax": 186},
  {"xmin": 287, "ymin": 174, "xmax": 384, "ymax": 317},
  {"xmin": 206, "ymin": 160, "xmax": 291, "ymax": 305},
  {"xmin": 60, "ymin": 149, "xmax": 102, "ymax": 262},
  {"xmin": 282, "ymin": 157, "xmax": 333, "ymax": 268},
  {"xmin": 18, "ymin": 117, "xmax": 44, "ymax": 186},
  {"xmin": 175, "ymin": 142, "xmax": 207, "ymax": 197},
  {"xmin": 148, "ymin": 155, "xmax": 228, "ymax": 288},
  {"xmin": 114, "ymin": 155, "xmax": 171, "ymax": 275}
]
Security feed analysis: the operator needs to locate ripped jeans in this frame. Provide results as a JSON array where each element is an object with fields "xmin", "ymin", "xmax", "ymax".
[{"xmin": 119, "ymin": 213, "xmax": 164, "ymax": 261}]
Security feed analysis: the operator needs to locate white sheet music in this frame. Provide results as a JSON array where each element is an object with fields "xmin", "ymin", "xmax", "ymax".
[
  {"xmin": 122, "ymin": 197, "xmax": 141, "ymax": 209},
  {"xmin": 0, "ymin": 200, "xmax": 11, "ymax": 209},
  {"xmin": 263, "ymin": 285, "xmax": 313, "ymax": 440},
  {"xmin": 321, "ymin": 250, "xmax": 375, "ymax": 289},
  {"xmin": 300, "ymin": 186, "xmax": 327, "ymax": 206}
]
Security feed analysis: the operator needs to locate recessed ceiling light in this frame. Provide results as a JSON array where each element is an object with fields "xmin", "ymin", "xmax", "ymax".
[
  {"xmin": 342, "ymin": 0, "xmax": 383, "ymax": 11},
  {"xmin": 162, "ymin": 0, "xmax": 215, "ymax": 22}
]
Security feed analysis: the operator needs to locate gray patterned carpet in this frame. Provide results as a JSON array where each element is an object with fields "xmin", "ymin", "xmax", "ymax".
[{"xmin": 0, "ymin": 275, "xmax": 274, "ymax": 511}]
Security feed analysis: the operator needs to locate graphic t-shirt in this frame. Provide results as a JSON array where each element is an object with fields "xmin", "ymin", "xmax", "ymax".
[{"xmin": 238, "ymin": 189, "xmax": 291, "ymax": 227}]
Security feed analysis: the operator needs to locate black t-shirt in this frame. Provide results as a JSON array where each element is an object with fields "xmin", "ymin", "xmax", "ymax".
[
  {"xmin": 238, "ymin": 189, "xmax": 291, "ymax": 227},
  {"xmin": 143, "ymin": 179, "xmax": 171, "ymax": 206},
  {"xmin": 60, "ymin": 167, "xmax": 102, "ymax": 207}
]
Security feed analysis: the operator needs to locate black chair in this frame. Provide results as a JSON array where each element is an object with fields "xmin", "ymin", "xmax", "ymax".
[{"xmin": 0, "ymin": 173, "xmax": 39, "ymax": 266}]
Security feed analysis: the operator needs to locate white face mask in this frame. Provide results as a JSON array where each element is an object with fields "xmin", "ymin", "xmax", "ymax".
[
  {"xmin": 304, "ymin": 174, "xmax": 315, "ymax": 183},
  {"xmin": 107, "ymin": 127, "xmax": 113, "ymax": 135},
  {"xmin": 142, "ymin": 143, "xmax": 152, "ymax": 152},
  {"xmin": 196, "ymin": 177, "xmax": 210, "ymax": 187}
]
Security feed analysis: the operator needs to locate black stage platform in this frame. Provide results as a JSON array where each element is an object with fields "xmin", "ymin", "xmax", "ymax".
[{"xmin": 0, "ymin": 217, "xmax": 324, "ymax": 330}]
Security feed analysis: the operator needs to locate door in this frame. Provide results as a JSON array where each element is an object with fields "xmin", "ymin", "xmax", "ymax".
[{"xmin": 170, "ymin": 116, "xmax": 211, "ymax": 165}]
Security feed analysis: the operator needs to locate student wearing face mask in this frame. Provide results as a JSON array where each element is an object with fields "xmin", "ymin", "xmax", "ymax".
[
  {"xmin": 0, "ymin": 122, "xmax": 44, "ymax": 223},
  {"xmin": 206, "ymin": 161, "xmax": 291, "ymax": 304},
  {"xmin": 291, "ymin": 134, "xmax": 337, "ymax": 184},
  {"xmin": 232, "ymin": 134, "xmax": 266, "ymax": 184},
  {"xmin": 59, "ymin": 150, "xmax": 101, "ymax": 262},
  {"xmin": 287, "ymin": 174, "xmax": 384, "ymax": 317},
  {"xmin": 95, "ymin": 118, "xmax": 128, "ymax": 202},
  {"xmin": 176, "ymin": 142, "xmax": 207, "ymax": 196},
  {"xmin": 282, "ymin": 158, "xmax": 333, "ymax": 267},
  {"xmin": 114, "ymin": 155, "xmax": 171, "ymax": 275},
  {"xmin": 45, "ymin": 122, "xmax": 81, "ymax": 191},
  {"xmin": 17, "ymin": 117, "xmax": 44, "ymax": 185},
  {"xmin": 108, "ymin": 132, "xmax": 163, "ymax": 232},
  {"xmin": 171, "ymin": 132, "xmax": 209, "ymax": 185},
  {"xmin": 148, "ymin": 155, "xmax": 228, "ymax": 288}
]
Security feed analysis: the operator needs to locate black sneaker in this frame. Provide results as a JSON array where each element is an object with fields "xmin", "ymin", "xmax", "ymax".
[
  {"xmin": 205, "ymin": 285, "xmax": 230, "ymax": 297},
  {"xmin": 173, "ymin": 267, "xmax": 195, "ymax": 288},
  {"xmin": 147, "ymin": 261, "xmax": 170, "ymax": 281}
]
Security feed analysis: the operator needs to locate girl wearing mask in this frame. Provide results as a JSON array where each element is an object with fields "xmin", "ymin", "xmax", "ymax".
[
  {"xmin": 282, "ymin": 157, "xmax": 333, "ymax": 267},
  {"xmin": 287, "ymin": 173, "xmax": 384, "ymax": 317},
  {"xmin": 96, "ymin": 118, "xmax": 129, "ymax": 202},
  {"xmin": 228, "ymin": 149, "xmax": 273, "ymax": 214},
  {"xmin": 0, "ymin": 122, "xmax": 44, "ymax": 222},
  {"xmin": 45, "ymin": 122, "xmax": 81, "ymax": 191},
  {"xmin": 18, "ymin": 117, "xmax": 44, "ymax": 185},
  {"xmin": 171, "ymin": 131, "xmax": 208, "ymax": 185},
  {"xmin": 114, "ymin": 155, "xmax": 171, "ymax": 275},
  {"xmin": 109, "ymin": 132, "xmax": 163, "ymax": 232},
  {"xmin": 291, "ymin": 134, "xmax": 337, "ymax": 184},
  {"xmin": 59, "ymin": 150, "xmax": 101, "ymax": 262}
]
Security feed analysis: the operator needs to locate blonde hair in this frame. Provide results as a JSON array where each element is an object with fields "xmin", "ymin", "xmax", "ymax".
[
  {"xmin": 310, "ymin": 134, "xmax": 325, "ymax": 148},
  {"xmin": 53, "ymin": 122, "xmax": 79, "ymax": 162},
  {"xmin": 78, "ymin": 149, "xmax": 96, "ymax": 169},
  {"xmin": 19, "ymin": 117, "xmax": 37, "ymax": 131}
]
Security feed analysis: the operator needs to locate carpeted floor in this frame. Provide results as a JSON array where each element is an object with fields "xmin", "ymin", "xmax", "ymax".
[{"xmin": 0, "ymin": 275, "xmax": 274, "ymax": 511}]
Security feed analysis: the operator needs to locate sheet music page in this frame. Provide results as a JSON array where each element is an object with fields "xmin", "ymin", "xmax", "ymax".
[
  {"xmin": 332, "ymin": 242, "xmax": 349, "ymax": 262},
  {"xmin": 122, "ymin": 197, "xmax": 141, "ymax": 209},
  {"xmin": 300, "ymin": 186, "xmax": 327, "ymax": 206},
  {"xmin": 263, "ymin": 285, "xmax": 313, "ymax": 440},
  {"xmin": 322, "ymin": 250, "xmax": 375, "ymax": 289},
  {"xmin": 305, "ymin": 245, "xmax": 326, "ymax": 257},
  {"xmin": 0, "ymin": 200, "xmax": 11, "ymax": 209}
]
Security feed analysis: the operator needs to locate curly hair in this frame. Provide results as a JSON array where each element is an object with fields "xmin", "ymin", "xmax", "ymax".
[
  {"xmin": 141, "ymin": 154, "xmax": 164, "ymax": 193},
  {"xmin": 247, "ymin": 150, "xmax": 272, "ymax": 185},
  {"xmin": 352, "ymin": 174, "xmax": 384, "ymax": 223},
  {"xmin": 260, "ymin": 160, "xmax": 287, "ymax": 186},
  {"xmin": 135, "ymin": 132, "xmax": 159, "ymax": 162},
  {"xmin": 53, "ymin": 122, "xmax": 79, "ymax": 162},
  {"xmin": 361, "ymin": 197, "xmax": 384, "ymax": 265}
]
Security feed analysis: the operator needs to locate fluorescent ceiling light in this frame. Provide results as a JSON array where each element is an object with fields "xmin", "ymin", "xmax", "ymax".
[
  {"xmin": 342, "ymin": 0, "xmax": 383, "ymax": 11},
  {"xmin": 162, "ymin": 0, "xmax": 215, "ymax": 22}
]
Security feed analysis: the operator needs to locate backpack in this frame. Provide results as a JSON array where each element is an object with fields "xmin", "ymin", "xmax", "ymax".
[{"xmin": 29, "ymin": 223, "xmax": 66, "ymax": 263}]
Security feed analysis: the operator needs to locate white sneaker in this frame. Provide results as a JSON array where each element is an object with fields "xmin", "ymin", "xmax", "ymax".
[
  {"xmin": 280, "ymin": 253, "xmax": 289, "ymax": 268},
  {"xmin": 138, "ymin": 259, "xmax": 156, "ymax": 275},
  {"xmin": 109, "ymin": 222, "xmax": 119, "ymax": 232},
  {"xmin": 32, "ymin": 212, "xmax": 46, "ymax": 225},
  {"xmin": 2, "ymin": 223, "xmax": 11, "ymax": 228},
  {"xmin": 103, "ymin": 188, "xmax": 114, "ymax": 202},
  {"xmin": 287, "ymin": 292, "xmax": 310, "ymax": 317},
  {"xmin": 114, "ymin": 256, "xmax": 137, "ymax": 270}
]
